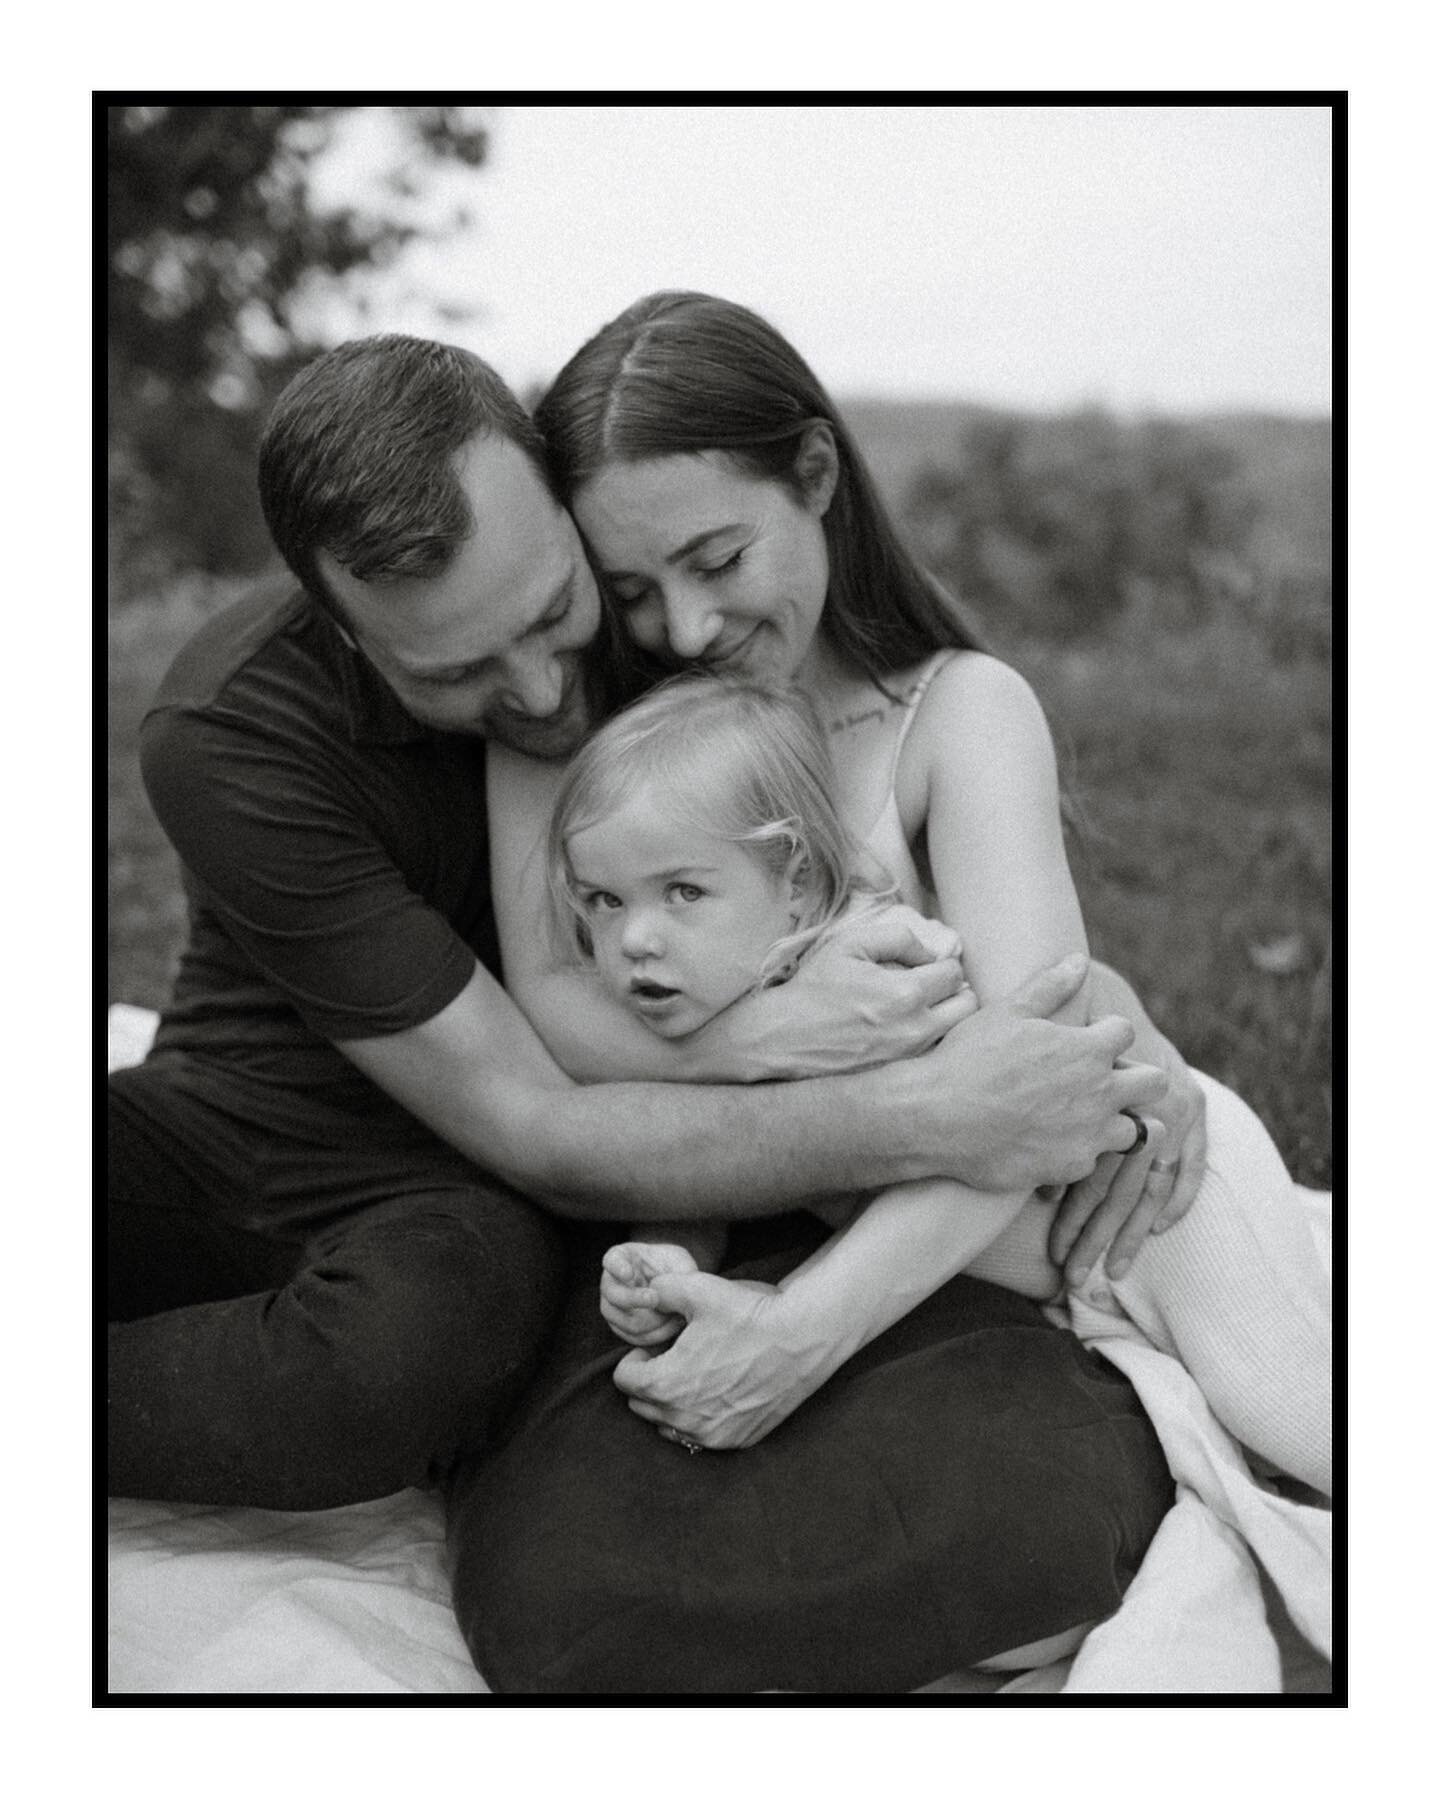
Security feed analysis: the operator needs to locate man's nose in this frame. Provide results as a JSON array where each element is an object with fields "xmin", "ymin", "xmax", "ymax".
[
  {"xmin": 505, "ymin": 653, "xmax": 564, "ymax": 718},
  {"xmin": 663, "ymin": 589, "xmax": 724, "ymax": 660}
]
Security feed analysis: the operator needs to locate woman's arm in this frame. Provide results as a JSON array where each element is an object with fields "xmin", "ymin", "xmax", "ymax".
[
  {"xmin": 488, "ymin": 744, "xmax": 973, "ymax": 1083},
  {"xmin": 778, "ymin": 656, "xmax": 1093, "ymax": 1262}
]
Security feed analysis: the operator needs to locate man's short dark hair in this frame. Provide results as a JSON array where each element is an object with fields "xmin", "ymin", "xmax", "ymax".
[{"xmin": 258, "ymin": 335, "xmax": 551, "ymax": 610}]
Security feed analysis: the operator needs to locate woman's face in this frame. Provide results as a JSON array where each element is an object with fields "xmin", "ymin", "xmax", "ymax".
[{"xmin": 570, "ymin": 450, "xmax": 833, "ymax": 684}]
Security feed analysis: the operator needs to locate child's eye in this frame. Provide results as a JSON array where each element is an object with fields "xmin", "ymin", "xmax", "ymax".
[
  {"xmin": 668, "ymin": 882, "xmax": 705, "ymax": 904},
  {"xmin": 583, "ymin": 890, "xmax": 623, "ymax": 911}
]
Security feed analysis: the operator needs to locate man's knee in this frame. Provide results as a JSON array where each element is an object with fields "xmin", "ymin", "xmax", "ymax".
[{"xmin": 303, "ymin": 1193, "xmax": 568, "ymax": 1457}]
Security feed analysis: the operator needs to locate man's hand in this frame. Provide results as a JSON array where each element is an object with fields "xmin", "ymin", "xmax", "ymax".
[
  {"xmin": 919, "ymin": 954, "xmax": 1169, "ymax": 1194},
  {"xmin": 724, "ymin": 903, "xmax": 977, "ymax": 1081},
  {"xmin": 1047, "ymin": 1069, "xmax": 1207, "ymax": 1284},
  {"xmin": 612, "ymin": 1272, "xmax": 844, "ymax": 1451}
]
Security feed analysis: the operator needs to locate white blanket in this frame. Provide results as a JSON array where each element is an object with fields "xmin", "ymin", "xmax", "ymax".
[{"xmin": 106, "ymin": 1006, "xmax": 1330, "ymax": 1696}]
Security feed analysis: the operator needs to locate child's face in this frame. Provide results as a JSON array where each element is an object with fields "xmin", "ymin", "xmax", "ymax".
[{"xmin": 565, "ymin": 793, "xmax": 798, "ymax": 1038}]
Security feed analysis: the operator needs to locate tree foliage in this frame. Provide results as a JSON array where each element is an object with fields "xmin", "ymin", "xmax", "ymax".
[{"xmin": 108, "ymin": 103, "xmax": 488, "ymax": 587}]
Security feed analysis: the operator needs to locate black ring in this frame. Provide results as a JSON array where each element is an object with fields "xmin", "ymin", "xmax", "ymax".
[{"xmin": 1122, "ymin": 1109, "xmax": 1148, "ymax": 1153}]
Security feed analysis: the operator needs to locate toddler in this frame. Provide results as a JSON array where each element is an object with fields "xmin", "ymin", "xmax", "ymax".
[{"xmin": 547, "ymin": 673, "xmax": 894, "ymax": 1333}]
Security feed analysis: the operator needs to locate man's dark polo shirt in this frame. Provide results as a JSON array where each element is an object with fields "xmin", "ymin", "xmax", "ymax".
[{"xmin": 140, "ymin": 580, "xmax": 501, "ymax": 1117}]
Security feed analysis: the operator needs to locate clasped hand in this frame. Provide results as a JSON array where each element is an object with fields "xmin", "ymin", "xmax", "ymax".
[{"xmin": 611, "ymin": 1271, "xmax": 839, "ymax": 1452}]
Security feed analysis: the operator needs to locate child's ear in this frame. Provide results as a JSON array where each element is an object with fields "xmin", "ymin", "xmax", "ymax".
[
  {"xmin": 792, "ymin": 423, "xmax": 840, "ymax": 518},
  {"xmin": 784, "ymin": 848, "xmax": 810, "ymax": 923}
]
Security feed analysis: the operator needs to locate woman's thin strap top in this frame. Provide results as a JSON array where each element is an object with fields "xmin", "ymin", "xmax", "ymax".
[{"xmin": 862, "ymin": 651, "xmax": 955, "ymax": 912}]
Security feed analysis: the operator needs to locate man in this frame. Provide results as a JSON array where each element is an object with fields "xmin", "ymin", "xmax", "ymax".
[{"xmin": 109, "ymin": 334, "xmax": 1174, "ymax": 1518}]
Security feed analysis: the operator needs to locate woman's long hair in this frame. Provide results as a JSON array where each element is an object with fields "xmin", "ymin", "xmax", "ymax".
[{"xmin": 535, "ymin": 292, "xmax": 985, "ymax": 694}]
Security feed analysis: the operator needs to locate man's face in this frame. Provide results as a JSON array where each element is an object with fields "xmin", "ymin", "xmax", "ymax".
[{"xmin": 319, "ymin": 433, "xmax": 602, "ymax": 758}]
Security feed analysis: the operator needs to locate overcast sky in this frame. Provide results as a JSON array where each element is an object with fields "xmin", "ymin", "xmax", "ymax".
[{"xmin": 312, "ymin": 102, "xmax": 1331, "ymax": 415}]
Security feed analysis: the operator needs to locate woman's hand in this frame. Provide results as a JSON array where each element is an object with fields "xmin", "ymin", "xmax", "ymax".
[
  {"xmin": 611, "ymin": 1272, "xmax": 848, "ymax": 1451},
  {"xmin": 1047, "ymin": 1058, "xmax": 1208, "ymax": 1283}
]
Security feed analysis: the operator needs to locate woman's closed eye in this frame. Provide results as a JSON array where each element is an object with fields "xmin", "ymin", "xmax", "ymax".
[{"xmin": 697, "ymin": 548, "xmax": 745, "ymax": 581}]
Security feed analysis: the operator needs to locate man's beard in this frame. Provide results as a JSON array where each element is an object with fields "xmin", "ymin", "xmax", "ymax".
[{"xmin": 483, "ymin": 677, "xmax": 591, "ymax": 759}]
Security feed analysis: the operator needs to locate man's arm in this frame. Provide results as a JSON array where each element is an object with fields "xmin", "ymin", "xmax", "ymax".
[{"xmin": 338, "ymin": 955, "xmax": 1162, "ymax": 1221}]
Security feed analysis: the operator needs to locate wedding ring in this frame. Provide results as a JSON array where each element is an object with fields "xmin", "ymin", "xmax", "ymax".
[
  {"xmin": 1121, "ymin": 1109, "xmax": 1148, "ymax": 1153},
  {"xmin": 1150, "ymin": 1157, "xmax": 1180, "ymax": 1174},
  {"xmin": 674, "ymin": 1434, "xmax": 705, "ymax": 1455}
]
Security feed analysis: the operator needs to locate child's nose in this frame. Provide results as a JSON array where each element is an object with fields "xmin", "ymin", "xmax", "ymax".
[{"xmin": 621, "ymin": 910, "xmax": 664, "ymax": 959}]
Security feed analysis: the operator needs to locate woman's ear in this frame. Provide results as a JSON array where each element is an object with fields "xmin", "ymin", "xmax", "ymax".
[{"xmin": 792, "ymin": 423, "xmax": 840, "ymax": 518}]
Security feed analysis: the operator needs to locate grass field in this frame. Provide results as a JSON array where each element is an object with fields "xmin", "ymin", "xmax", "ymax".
[{"xmin": 107, "ymin": 402, "xmax": 1332, "ymax": 1187}]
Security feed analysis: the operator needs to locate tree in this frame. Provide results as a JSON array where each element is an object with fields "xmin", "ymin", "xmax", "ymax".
[{"xmin": 108, "ymin": 103, "xmax": 489, "ymax": 585}]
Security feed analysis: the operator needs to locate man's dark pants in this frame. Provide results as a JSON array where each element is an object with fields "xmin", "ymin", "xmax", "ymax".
[{"xmin": 107, "ymin": 1057, "xmax": 567, "ymax": 1510}]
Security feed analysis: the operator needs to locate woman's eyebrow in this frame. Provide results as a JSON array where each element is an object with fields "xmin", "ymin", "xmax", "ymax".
[
  {"xmin": 601, "ymin": 529, "xmax": 733, "ymax": 582},
  {"xmin": 666, "ymin": 526, "xmax": 735, "ymax": 564}
]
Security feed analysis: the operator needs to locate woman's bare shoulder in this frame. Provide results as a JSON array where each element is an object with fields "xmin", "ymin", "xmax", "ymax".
[
  {"xmin": 896, "ymin": 652, "xmax": 1055, "ymax": 814},
  {"xmin": 910, "ymin": 651, "xmax": 1049, "ymax": 748}
]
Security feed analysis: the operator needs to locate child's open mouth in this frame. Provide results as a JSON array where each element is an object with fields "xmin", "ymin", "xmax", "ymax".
[{"xmin": 629, "ymin": 979, "xmax": 680, "ymax": 1003}]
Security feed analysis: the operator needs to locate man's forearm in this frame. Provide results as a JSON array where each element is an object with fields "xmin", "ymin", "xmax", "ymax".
[
  {"xmin": 344, "ymin": 956, "xmax": 1151, "ymax": 1225},
  {"xmin": 342, "ymin": 966, "xmax": 969, "ymax": 1223},
  {"xmin": 485, "ymin": 1054, "xmax": 953, "ymax": 1221}
]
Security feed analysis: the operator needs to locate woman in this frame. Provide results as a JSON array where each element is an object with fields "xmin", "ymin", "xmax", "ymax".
[{"xmin": 453, "ymin": 293, "xmax": 1327, "ymax": 1693}]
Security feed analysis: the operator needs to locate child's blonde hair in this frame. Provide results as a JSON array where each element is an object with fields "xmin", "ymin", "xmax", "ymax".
[{"xmin": 547, "ymin": 675, "xmax": 885, "ymax": 988}]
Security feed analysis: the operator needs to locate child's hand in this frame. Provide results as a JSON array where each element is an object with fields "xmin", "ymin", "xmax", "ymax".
[{"xmin": 600, "ymin": 1242, "xmax": 702, "ymax": 1347}]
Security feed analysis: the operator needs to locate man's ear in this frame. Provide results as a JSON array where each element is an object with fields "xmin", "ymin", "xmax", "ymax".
[{"xmin": 792, "ymin": 423, "xmax": 840, "ymax": 518}]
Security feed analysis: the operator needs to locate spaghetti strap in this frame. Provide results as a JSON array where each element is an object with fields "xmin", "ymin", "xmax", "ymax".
[{"xmin": 884, "ymin": 651, "xmax": 955, "ymax": 791}]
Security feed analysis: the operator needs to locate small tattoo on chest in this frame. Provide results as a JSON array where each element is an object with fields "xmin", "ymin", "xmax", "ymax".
[
  {"xmin": 824, "ymin": 683, "xmax": 923, "ymax": 738},
  {"xmin": 827, "ymin": 706, "xmax": 888, "ymax": 735}
]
